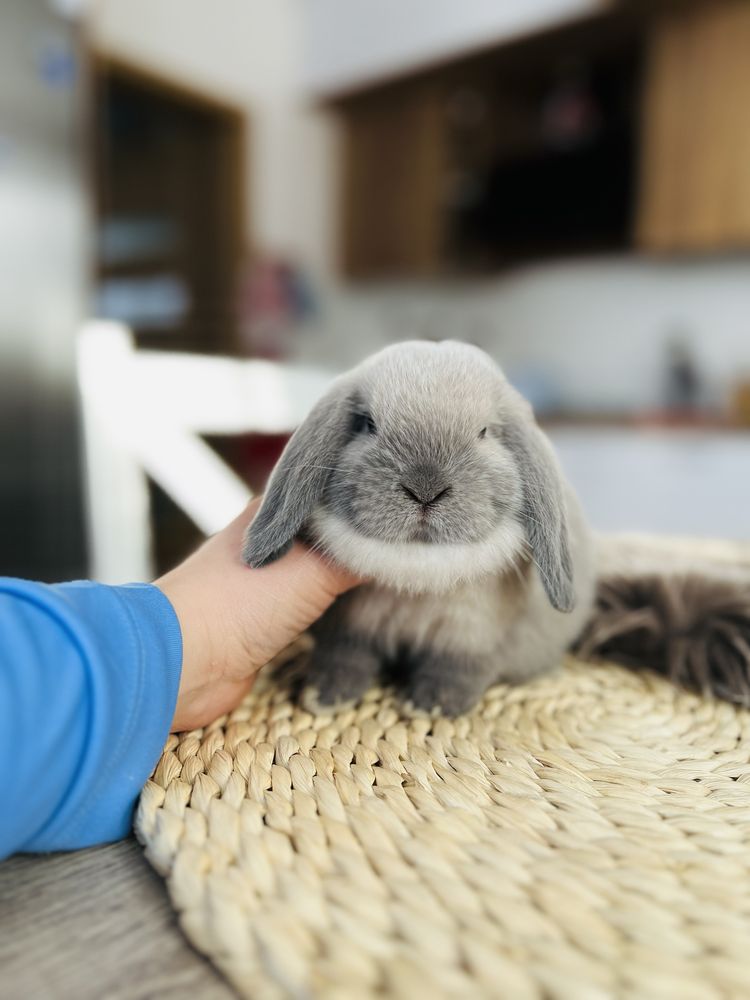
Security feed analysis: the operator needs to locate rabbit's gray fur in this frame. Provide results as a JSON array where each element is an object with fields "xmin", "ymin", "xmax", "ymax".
[{"xmin": 244, "ymin": 340, "xmax": 595, "ymax": 715}]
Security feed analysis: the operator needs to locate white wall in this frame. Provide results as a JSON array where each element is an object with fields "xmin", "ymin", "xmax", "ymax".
[
  {"xmin": 303, "ymin": 0, "xmax": 606, "ymax": 96},
  {"xmin": 475, "ymin": 256, "xmax": 750, "ymax": 412},
  {"xmin": 292, "ymin": 255, "xmax": 750, "ymax": 413},
  {"xmin": 89, "ymin": 0, "xmax": 299, "ymax": 102},
  {"xmin": 87, "ymin": 0, "xmax": 339, "ymax": 278},
  {"xmin": 549, "ymin": 427, "xmax": 750, "ymax": 539}
]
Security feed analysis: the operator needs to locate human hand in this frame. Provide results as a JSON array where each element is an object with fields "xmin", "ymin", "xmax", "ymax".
[{"xmin": 155, "ymin": 498, "xmax": 360, "ymax": 732}]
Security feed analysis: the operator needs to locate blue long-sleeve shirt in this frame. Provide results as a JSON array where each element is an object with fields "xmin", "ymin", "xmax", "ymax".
[{"xmin": 0, "ymin": 579, "xmax": 182, "ymax": 859}]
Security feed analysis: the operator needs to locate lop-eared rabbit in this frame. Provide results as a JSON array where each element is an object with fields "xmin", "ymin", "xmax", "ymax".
[{"xmin": 243, "ymin": 340, "xmax": 595, "ymax": 715}]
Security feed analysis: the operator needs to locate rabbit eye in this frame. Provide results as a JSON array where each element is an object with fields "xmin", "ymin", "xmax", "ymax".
[
  {"xmin": 352, "ymin": 411, "xmax": 377, "ymax": 435},
  {"xmin": 478, "ymin": 427, "xmax": 487, "ymax": 439}
]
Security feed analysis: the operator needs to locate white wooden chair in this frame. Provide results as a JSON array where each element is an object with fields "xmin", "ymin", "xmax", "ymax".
[{"xmin": 76, "ymin": 321, "xmax": 336, "ymax": 583}]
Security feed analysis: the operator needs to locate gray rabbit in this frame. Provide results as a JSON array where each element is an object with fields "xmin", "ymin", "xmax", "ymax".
[{"xmin": 243, "ymin": 340, "xmax": 595, "ymax": 715}]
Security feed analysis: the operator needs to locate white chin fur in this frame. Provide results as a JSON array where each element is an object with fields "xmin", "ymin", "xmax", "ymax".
[{"xmin": 310, "ymin": 509, "xmax": 527, "ymax": 593}]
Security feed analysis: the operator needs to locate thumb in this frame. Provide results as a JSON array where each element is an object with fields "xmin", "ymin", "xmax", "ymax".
[{"xmin": 228, "ymin": 497, "xmax": 361, "ymax": 601}]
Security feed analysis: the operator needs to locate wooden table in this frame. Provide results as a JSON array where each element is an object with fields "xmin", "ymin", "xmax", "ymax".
[{"xmin": 0, "ymin": 838, "xmax": 235, "ymax": 999}]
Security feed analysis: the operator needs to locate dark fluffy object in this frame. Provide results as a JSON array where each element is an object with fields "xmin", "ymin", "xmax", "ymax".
[{"xmin": 577, "ymin": 573, "xmax": 750, "ymax": 707}]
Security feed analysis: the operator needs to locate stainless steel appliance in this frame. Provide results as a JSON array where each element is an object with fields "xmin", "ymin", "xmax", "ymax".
[{"xmin": 0, "ymin": 0, "xmax": 89, "ymax": 578}]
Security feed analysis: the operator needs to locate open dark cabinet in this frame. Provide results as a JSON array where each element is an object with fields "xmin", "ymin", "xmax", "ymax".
[
  {"xmin": 444, "ymin": 36, "xmax": 640, "ymax": 268},
  {"xmin": 92, "ymin": 57, "xmax": 246, "ymax": 353},
  {"xmin": 336, "ymin": 9, "xmax": 645, "ymax": 279}
]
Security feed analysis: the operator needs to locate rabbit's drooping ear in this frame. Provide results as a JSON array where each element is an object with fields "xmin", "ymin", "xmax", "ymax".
[
  {"xmin": 243, "ymin": 380, "xmax": 352, "ymax": 568},
  {"xmin": 503, "ymin": 419, "xmax": 575, "ymax": 613}
]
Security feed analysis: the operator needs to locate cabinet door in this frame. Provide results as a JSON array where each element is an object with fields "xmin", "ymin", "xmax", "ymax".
[
  {"xmin": 638, "ymin": 1, "xmax": 750, "ymax": 251},
  {"xmin": 340, "ymin": 84, "xmax": 443, "ymax": 278}
]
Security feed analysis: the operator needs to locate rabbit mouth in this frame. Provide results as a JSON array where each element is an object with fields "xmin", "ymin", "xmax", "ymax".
[{"xmin": 411, "ymin": 523, "xmax": 437, "ymax": 543}]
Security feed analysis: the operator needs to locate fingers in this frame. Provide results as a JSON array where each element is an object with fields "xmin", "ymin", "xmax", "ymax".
[
  {"xmin": 244, "ymin": 539, "xmax": 360, "ymax": 607},
  {"xmin": 286, "ymin": 544, "xmax": 361, "ymax": 598}
]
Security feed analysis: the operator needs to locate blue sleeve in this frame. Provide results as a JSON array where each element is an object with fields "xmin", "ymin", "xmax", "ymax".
[{"xmin": 0, "ymin": 579, "xmax": 182, "ymax": 859}]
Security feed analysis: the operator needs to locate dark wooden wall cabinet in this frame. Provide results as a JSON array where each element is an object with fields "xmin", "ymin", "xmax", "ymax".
[
  {"xmin": 637, "ymin": 0, "xmax": 750, "ymax": 251},
  {"xmin": 334, "ymin": 0, "xmax": 750, "ymax": 280}
]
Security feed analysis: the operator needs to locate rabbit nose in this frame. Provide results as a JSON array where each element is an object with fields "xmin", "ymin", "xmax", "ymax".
[{"xmin": 400, "ymin": 482, "xmax": 452, "ymax": 507}]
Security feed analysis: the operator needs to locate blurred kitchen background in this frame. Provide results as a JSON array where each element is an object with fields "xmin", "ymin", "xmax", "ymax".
[{"xmin": 3, "ymin": 0, "xmax": 750, "ymax": 581}]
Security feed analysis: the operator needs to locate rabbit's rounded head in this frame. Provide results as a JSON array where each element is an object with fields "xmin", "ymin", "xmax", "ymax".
[
  {"xmin": 244, "ymin": 341, "xmax": 575, "ymax": 608},
  {"xmin": 309, "ymin": 342, "xmax": 526, "ymax": 590}
]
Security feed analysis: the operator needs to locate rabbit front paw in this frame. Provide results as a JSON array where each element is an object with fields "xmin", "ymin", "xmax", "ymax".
[
  {"xmin": 403, "ymin": 652, "xmax": 488, "ymax": 716},
  {"xmin": 301, "ymin": 639, "xmax": 382, "ymax": 713}
]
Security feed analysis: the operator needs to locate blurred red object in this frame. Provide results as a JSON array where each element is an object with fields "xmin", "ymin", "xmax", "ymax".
[
  {"xmin": 237, "ymin": 433, "xmax": 289, "ymax": 493},
  {"xmin": 237, "ymin": 256, "xmax": 316, "ymax": 359}
]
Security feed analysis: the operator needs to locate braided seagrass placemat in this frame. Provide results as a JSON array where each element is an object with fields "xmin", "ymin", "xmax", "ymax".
[{"xmin": 138, "ymin": 636, "xmax": 750, "ymax": 1000}]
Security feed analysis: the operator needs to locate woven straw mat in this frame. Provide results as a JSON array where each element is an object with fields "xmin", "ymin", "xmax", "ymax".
[{"xmin": 137, "ymin": 561, "xmax": 750, "ymax": 1000}]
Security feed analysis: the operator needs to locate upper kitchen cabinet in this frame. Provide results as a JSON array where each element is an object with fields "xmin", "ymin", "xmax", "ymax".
[
  {"xmin": 335, "ymin": 9, "xmax": 642, "ymax": 278},
  {"xmin": 637, "ymin": 1, "xmax": 750, "ymax": 252},
  {"xmin": 340, "ymin": 81, "xmax": 445, "ymax": 278},
  {"xmin": 312, "ymin": 0, "xmax": 750, "ymax": 280}
]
